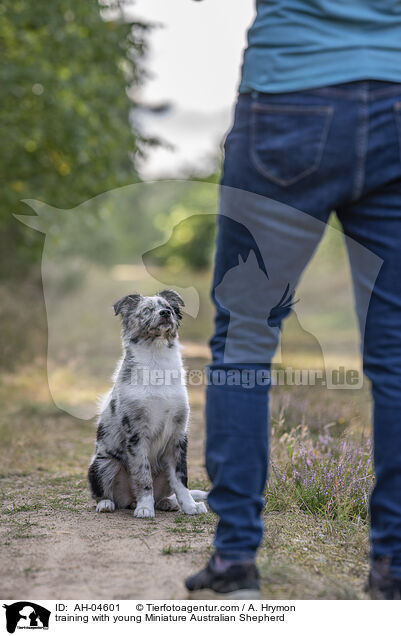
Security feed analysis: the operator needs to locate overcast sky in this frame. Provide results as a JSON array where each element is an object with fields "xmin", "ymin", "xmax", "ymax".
[{"xmin": 131, "ymin": 0, "xmax": 255, "ymax": 178}]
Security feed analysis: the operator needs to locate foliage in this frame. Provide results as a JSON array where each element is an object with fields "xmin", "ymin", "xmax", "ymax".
[
  {"xmin": 0, "ymin": 0, "xmax": 153, "ymax": 276},
  {"xmin": 142, "ymin": 177, "xmax": 219, "ymax": 271},
  {"xmin": 266, "ymin": 412, "xmax": 374, "ymax": 521}
]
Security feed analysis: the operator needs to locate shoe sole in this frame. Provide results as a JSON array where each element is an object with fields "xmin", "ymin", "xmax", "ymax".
[{"xmin": 187, "ymin": 588, "xmax": 260, "ymax": 600}]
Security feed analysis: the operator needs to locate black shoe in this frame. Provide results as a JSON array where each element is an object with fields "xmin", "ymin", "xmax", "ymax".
[
  {"xmin": 368, "ymin": 557, "xmax": 401, "ymax": 599},
  {"xmin": 185, "ymin": 554, "xmax": 260, "ymax": 599}
]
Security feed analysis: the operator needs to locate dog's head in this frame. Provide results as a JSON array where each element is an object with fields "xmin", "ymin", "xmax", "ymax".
[{"xmin": 113, "ymin": 289, "xmax": 184, "ymax": 343}]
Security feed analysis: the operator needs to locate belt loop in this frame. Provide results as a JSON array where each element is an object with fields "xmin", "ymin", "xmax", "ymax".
[{"xmin": 251, "ymin": 90, "xmax": 259, "ymax": 101}]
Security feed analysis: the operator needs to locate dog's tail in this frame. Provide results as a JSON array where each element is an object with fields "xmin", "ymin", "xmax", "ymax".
[{"xmin": 190, "ymin": 489, "xmax": 208, "ymax": 502}]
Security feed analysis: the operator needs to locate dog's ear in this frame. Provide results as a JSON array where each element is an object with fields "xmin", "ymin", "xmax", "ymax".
[
  {"xmin": 113, "ymin": 293, "xmax": 142, "ymax": 318},
  {"xmin": 157, "ymin": 289, "xmax": 185, "ymax": 319}
]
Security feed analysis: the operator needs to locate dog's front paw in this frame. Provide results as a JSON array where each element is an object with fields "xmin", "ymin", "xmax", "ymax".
[
  {"xmin": 133, "ymin": 504, "xmax": 155, "ymax": 518},
  {"xmin": 96, "ymin": 499, "xmax": 115, "ymax": 513}
]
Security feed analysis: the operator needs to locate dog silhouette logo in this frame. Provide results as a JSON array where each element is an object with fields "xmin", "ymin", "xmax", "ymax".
[{"xmin": 2, "ymin": 602, "xmax": 50, "ymax": 633}]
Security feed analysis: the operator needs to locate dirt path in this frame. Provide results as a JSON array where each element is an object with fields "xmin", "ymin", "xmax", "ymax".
[{"xmin": 0, "ymin": 479, "xmax": 214, "ymax": 599}]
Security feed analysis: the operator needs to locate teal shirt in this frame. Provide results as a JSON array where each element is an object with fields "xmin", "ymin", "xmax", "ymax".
[{"xmin": 240, "ymin": 0, "xmax": 401, "ymax": 93}]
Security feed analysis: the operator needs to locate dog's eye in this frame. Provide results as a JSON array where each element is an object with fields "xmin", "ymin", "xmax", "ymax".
[{"xmin": 142, "ymin": 307, "xmax": 151, "ymax": 315}]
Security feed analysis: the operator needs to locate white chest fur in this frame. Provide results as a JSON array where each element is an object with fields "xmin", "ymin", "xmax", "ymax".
[{"xmin": 116, "ymin": 338, "xmax": 189, "ymax": 437}]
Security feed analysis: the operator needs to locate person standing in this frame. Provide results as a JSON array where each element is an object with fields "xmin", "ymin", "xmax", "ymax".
[{"xmin": 186, "ymin": 0, "xmax": 401, "ymax": 600}]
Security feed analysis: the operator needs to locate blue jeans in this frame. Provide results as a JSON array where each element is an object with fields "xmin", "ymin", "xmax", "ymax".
[{"xmin": 206, "ymin": 81, "xmax": 401, "ymax": 574}]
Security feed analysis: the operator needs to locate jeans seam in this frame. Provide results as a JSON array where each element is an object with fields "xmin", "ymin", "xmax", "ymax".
[
  {"xmin": 393, "ymin": 101, "xmax": 401, "ymax": 163},
  {"xmin": 251, "ymin": 103, "xmax": 333, "ymax": 114},
  {"xmin": 352, "ymin": 100, "xmax": 369, "ymax": 201},
  {"xmin": 250, "ymin": 104, "xmax": 333, "ymax": 187},
  {"xmin": 291, "ymin": 84, "xmax": 401, "ymax": 100},
  {"xmin": 370, "ymin": 85, "xmax": 401, "ymax": 99}
]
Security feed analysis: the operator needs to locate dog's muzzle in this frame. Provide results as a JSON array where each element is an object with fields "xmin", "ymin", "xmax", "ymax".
[{"xmin": 158, "ymin": 309, "xmax": 173, "ymax": 327}]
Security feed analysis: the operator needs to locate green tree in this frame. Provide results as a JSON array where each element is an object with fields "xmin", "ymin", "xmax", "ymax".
[{"xmin": 0, "ymin": 0, "xmax": 153, "ymax": 276}]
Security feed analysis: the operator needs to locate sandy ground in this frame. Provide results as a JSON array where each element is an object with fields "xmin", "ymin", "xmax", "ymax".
[{"xmin": 0, "ymin": 499, "xmax": 213, "ymax": 600}]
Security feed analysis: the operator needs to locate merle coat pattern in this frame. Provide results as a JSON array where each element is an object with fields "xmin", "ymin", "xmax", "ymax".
[{"xmin": 88, "ymin": 290, "xmax": 207, "ymax": 517}]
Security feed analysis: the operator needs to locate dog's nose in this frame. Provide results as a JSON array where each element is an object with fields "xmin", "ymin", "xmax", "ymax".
[{"xmin": 159, "ymin": 309, "xmax": 171, "ymax": 317}]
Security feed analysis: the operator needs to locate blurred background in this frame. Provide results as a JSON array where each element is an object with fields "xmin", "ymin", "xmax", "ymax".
[
  {"xmin": 0, "ymin": 0, "xmax": 254, "ymax": 365},
  {"xmin": 0, "ymin": 0, "xmax": 366, "ymax": 451},
  {"xmin": 0, "ymin": 0, "xmax": 360, "ymax": 383},
  {"xmin": 132, "ymin": 0, "xmax": 254, "ymax": 178}
]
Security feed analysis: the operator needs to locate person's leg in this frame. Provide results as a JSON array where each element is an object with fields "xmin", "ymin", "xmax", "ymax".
[
  {"xmin": 186, "ymin": 204, "xmax": 329, "ymax": 597},
  {"xmin": 187, "ymin": 86, "xmax": 362, "ymax": 596},
  {"xmin": 339, "ymin": 186, "xmax": 401, "ymax": 585},
  {"xmin": 205, "ymin": 208, "xmax": 327, "ymax": 561},
  {"xmin": 337, "ymin": 82, "xmax": 401, "ymax": 597}
]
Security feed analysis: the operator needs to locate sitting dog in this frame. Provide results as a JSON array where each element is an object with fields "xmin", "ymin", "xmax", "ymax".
[{"xmin": 88, "ymin": 289, "xmax": 207, "ymax": 517}]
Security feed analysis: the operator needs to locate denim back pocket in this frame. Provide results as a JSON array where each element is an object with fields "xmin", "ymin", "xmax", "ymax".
[{"xmin": 250, "ymin": 102, "xmax": 333, "ymax": 186}]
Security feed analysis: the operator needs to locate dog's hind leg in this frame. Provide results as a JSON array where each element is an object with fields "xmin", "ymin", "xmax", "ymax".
[
  {"xmin": 88, "ymin": 455, "xmax": 121, "ymax": 513},
  {"xmin": 153, "ymin": 472, "xmax": 179, "ymax": 511},
  {"xmin": 156, "ymin": 495, "xmax": 180, "ymax": 511},
  {"xmin": 190, "ymin": 490, "xmax": 208, "ymax": 502},
  {"xmin": 113, "ymin": 466, "xmax": 134, "ymax": 509}
]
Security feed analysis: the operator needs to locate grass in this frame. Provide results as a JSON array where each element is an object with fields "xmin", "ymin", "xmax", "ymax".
[
  {"xmin": 167, "ymin": 512, "xmax": 216, "ymax": 537},
  {"xmin": 3, "ymin": 503, "xmax": 44, "ymax": 515},
  {"xmin": 254, "ymin": 382, "xmax": 372, "ymax": 598},
  {"xmin": 265, "ymin": 418, "xmax": 373, "ymax": 521},
  {"xmin": 167, "ymin": 525, "xmax": 205, "ymax": 535},
  {"xmin": 259, "ymin": 557, "xmax": 359, "ymax": 600},
  {"xmin": 259, "ymin": 509, "xmax": 369, "ymax": 599},
  {"xmin": 162, "ymin": 544, "xmax": 191, "ymax": 555},
  {"xmin": 5, "ymin": 519, "xmax": 40, "ymax": 541}
]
